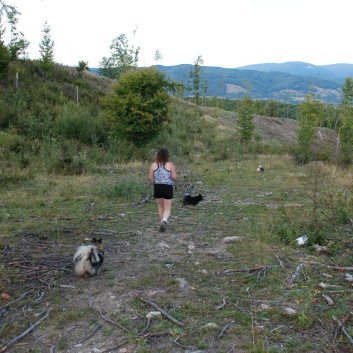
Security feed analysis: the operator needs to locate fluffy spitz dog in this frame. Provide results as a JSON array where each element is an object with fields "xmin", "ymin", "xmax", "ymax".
[
  {"xmin": 73, "ymin": 238, "xmax": 104, "ymax": 277},
  {"xmin": 182, "ymin": 194, "xmax": 203, "ymax": 206}
]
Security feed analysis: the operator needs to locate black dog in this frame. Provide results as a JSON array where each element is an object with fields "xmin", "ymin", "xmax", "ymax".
[{"xmin": 182, "ymin": 194, "xmax": 203, "ymax": 207}]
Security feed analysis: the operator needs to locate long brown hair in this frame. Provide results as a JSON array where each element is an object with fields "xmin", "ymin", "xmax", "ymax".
[{"xmin": 156, "ymin": 148, "xmax": 170, "ymax": 165}]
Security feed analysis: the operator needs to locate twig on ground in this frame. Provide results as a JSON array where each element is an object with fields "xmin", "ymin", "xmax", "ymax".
[
  {"xmin": 0, "ymin": 290, "xmax": 33, "ymax": 314},
  {"xmin": 275, "ymin": 254, "xmax": 286, "ymax": 269},
  {"xmin": 217, "ymin": 323, "xmax": 231, "ymax": 340},
  {"xmin": 98, "ymin": 309, "xmax": 130, "ymax": 333},
  {"xmin": 134, "ymin": 294, "xmax": 185, "ymax": 327},
  {"xmin": 0, "ymin": 307, "xmax": 53, "ymax": 353},
  {"xmin": 307, "ymin": 262, "xmax": 353, "ymax": 271},
  {"xmin": 224, "ymin": 265, "xmax": 268, "ymax": 275},
  {"xmin": 288, "ymin": 263, "xmax": 304, "ymax": 285},
  {"xmin": 77, "ymin": 324, "xmax": 101, "ymax": 344},
  {"xmin": 173, "ymin": 336, "xmax": 195, "ymax": 349},
  {"xmin": 322, "ymin": 294, "xmax": 334, "ymax": 306},
  {"xmin": 136, "ymin": 318, "xmax": 151, "ymax": 336},
  {"xmin": 135, "ymin": 194, "xmax": 151, "ymax": 206},
  {"xmin": 339, "ymin": 311, "xmax": 353, "ymax": 347},
  {"xmin": 215, "ymin": 298, "xmax": 227, "ymax": 310},
  {"xmin": 255, "ymin": 266, "xmax": 272, "ymax": 284}
]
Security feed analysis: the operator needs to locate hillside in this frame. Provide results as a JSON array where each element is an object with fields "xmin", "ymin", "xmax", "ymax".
[
  {"xmin": 153, "ymin": 64, "xmax": 342, "ymax": 104},
  {"xmin": 1, "ymin": 62, "xmax": 353, "ymax": 353},
  {"xmin": 237, "ymin": 61, "xmax": 353, "ymax": 84}
]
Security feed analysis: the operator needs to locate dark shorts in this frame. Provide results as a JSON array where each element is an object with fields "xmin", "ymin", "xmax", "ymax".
[{"xmin": 154, "ymin": 184, "xmax": 173, "ymax": 200}]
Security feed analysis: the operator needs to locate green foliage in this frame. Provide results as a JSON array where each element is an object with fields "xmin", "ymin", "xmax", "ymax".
[
  {"xmin": 0, "ymin": 1, "xmax": 29, "ymax": 60},
  {"xmin": 102, "ymin": 67, "xmax": 175, "ymax": 146},
  {"xmin": 99, "ymin": 33, "xmax": 140, "ymax": 79},
  {"xmin": 189, "ymin": 55, "xmax": 208, "ymax": 105},
  {"xmin": 236, "ymin": 95, "xmax": 255, "ymax": 143},
  {"xmin": 0, "ymin": 39, "xmax": 10, "ymax": 79},
  {"xmin": 338, "ymin": 77, "xmax": 353, "ymax": 164},
  {"xmin": 53, "ymin": 103, "xmax": 109, "ymax": 145},
  {"xmin": 113, "ymin": 179, "xmax": 147, "ymax": 200},
  {"xmin": 76, "ymin": 60, "xmax": 89, "ymax": 76},
  {"xmin": 39, "ymin": 21, "xmax": 55, "ymax": 72},
  {"xmin": 296, "ymin": 90, "xmax": 324, "ymax": 163}
]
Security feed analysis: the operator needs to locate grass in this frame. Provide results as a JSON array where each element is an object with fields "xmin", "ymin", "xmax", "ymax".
[{"xmin": 0, "ymin": 153, "xmax": 352, "ymax": 352}]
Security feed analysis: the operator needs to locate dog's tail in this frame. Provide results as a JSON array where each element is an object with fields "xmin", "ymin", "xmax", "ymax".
[{"xmin": 73, "ymin": 245, "xmax": 95, "ymax": 276}]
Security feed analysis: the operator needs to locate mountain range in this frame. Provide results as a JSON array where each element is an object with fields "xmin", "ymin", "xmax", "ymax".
[{"xmin": 91, "ymin": 61, "xmax": 353, "ymax": 104}]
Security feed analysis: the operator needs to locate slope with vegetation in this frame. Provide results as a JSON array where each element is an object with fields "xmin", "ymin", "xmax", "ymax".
[
  {"xmin": 1, "ymin": 4, "xmax": 353, "ymax": 350},
  {"xmin": 0, "ymin": 59, "xmax": 352, "ymax": 352}
]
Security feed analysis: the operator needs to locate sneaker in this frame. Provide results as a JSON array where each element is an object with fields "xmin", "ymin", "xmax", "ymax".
[{"xmin": 159, "ymin": 220, "xmax": 167, "ymax": 232}]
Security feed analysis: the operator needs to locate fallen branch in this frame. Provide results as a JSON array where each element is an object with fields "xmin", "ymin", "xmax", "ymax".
[
  {"xmin": 255, "ymin": 266, "xmax": 272, "ymax": 284},
  {"xmin": 215, "ymin": 298, "xmax": 226, "ymax": 310},
  {"xmin": 339, "ymin": 311, "xmax": 353, "ymax": 347},
  {"xmin": 77, "ymin": 324, "xmax": 101, "ymax": 344},
  {"xmin": 288, "ymin": 263, "xmax": 304, "ymax": 285},
  {"xmin": 275, "ymin": 254, "xmax": 286, "ymax": 269},
  {"xmin": 134, "ymin": 294, "xmax": 184, "ymax": 327},
  {"xmin": 307, "ymin": 262, "xmax": 353, "ymax": 271},
  {"xmin": 0, "ymin": 290, "xmax": 32, "ymax": 314},
  {"xmin": 224, "ymin": 265, "xmax": 268, "ymax": 275},
  {"xmin": 217, "ymin": 323, "xmax": 231, "ymax": 340},
  {"xmin": 0, "ymin": 307, "xmax": 53, "ymax": 353},
  {"xmin": 322, "ymin": 294, "xmax": 334, "ymax": 306},
  {"xmin": 98, "ymin": 309, "xmax": 130, "ymax": 333},
  {"xmin": 136, "ymin": 318, "xmax": 151, "ymax": 336}
]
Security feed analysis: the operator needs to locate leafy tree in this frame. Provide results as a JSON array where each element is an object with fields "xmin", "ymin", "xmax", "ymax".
[
  {"xmin": 0, "ymin": 1, "xmax": 29, "ymax": 60},
  {"xmin": 263, "ymin": 99, "xmax": 279, "ymax": 117},
  {"xmin": 76, "ymin": 60, "xmax": 89, "ymax": 76},
  {"xmin": 154, "ymin": 49, "xmax": 163, "ymax": 64},
  {"xmin": 296, "ymin": 89, "xmax": 324, "ymax": 163},
  {"xmin": 99, "ymin": 33, "xmax": 140, "ymax": 79},
  {"xmin": 0, "ymin": 17, "xmax": 10, "ymax": 79},
  {"xmin": 101, "ymin": 67, "xmax": 175, "ymax": 146},
  {"xmin": 39, "ymin": 21, "xmax": 55, "ymax": 73},
  {"xmin": 338, "ymin": 77, "xmax": 353, "ymax": 163},
  {"xmin": 189, "ymin": 55, "xmax": 208, "ymax": 105},
  {"xmin": 236, "ymin": 95, "xmax": 255, "ymax": 143}
]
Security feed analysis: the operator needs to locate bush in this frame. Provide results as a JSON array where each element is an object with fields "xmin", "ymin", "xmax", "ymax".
[{"xmin": 53, "ymin": 103, "xmax": 108, "ymax": 145}]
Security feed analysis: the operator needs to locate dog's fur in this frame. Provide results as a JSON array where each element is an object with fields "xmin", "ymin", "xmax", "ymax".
[
  {"xmin": 182, "ymin": 194, "xmax": 203, "ymax": 206},
  {"xmin": 257, "ymin": 165, "xmax": 265, "ymax": 172},
  {"xmin": 73, "ymin": 238, "xmax": 104, "ymax": 277}
]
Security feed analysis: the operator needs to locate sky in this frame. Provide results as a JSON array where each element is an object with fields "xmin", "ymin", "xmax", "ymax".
[{"xmin": 3, "ymin": 0, "xmax": 353, "ymax": 69}]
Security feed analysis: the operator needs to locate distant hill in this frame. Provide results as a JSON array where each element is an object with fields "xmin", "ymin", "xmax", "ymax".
[
  {"xmin": 237, "ymin": 61, "xmax": 353, "ymax": 84},
  {"xmin": 90, "ymin": 61, "xmax": 353, "ymax": 104},
  {"xmin": 154, "ymin": 64, "xmax": 342, "ymax": 104}
]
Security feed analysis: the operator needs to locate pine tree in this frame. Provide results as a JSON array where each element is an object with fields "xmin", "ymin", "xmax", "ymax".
[
  {"xmin": 339, "ymin": 77, "xmax": 353, "ymax": 164},
  {"xmin": 39, "ymin": 21, "xmax": 55, "ymax": 73},
  {"xmin": 237, "ymin": 95, "xmax": 255, "ymax": 143}
]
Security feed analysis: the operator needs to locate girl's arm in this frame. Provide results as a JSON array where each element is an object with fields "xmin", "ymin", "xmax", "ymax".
[
  {"xmin": 149, "ymin": 163, "xmax": 156, "ymax": 184},
  {"xmin": 169, "ymin": 163, "xmax": 177, "ymax": 181}
]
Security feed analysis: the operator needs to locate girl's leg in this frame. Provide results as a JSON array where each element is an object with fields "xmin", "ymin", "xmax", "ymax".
[
  {"xmin": 162, "ymin": 199, "xmax": 172, "ymax": 222},
  {"xmin": 157, "ymin": 198, "xmax": 164, "ymax": 221}
]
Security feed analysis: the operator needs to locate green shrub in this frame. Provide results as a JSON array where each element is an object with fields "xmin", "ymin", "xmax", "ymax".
[{"xmin": 53, "ymin": 103, "xmax": 108, "ymax": 145}]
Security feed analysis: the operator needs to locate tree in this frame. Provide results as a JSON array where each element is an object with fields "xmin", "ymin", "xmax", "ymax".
[
  {"xmin": 154, "ymin": 49, "xmax": 163, "ymax": 64},
  {"xmin": 101, "ymin": 67, "xmax": 176, "ymax": 146},
  {"xmin": 236, "ymin": 95, "xmax": 255, "ymax": 143},
  {"xmin": 189, "ymin": 55, "xmax": 207, "ymax": 105},
  {"xmin": 296, "ymin": 89, "xmax": 324, "ymax": 163},
  {"xmin": 39, "ymin": 21, "xmax": 55, "ymax": 72},
  {"xmin": 263, "ymin": 99, "xmax": 278, "ymax": 117},
  {"xmin": 0, "ymin": 1, "xmax": 29, "ymax": 60},
  {"xmin": 0, "ymin": 16, "xmax": 10, "ymax": 79},
  {"xmin": 338, "ymin": 77, "xmax": 353, "ymax": 163},
  {"xmin": 99, "ymin": 33, "xmax": 140, "ymax": 79},
  {"xmin": 76, "ymin": 60, "xmax": 89, "ymax": 76}
]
